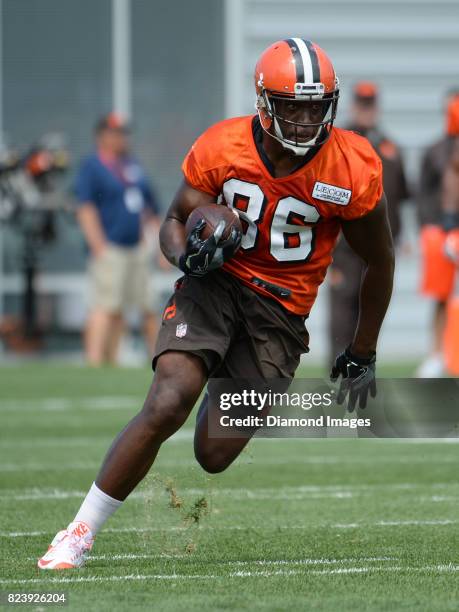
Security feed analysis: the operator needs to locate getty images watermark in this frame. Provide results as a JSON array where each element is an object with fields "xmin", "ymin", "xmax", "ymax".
[
  {"xmin": 206, "ymin": 378, "xmax": 459, "ymax": 438},
  {"xmin": 218, "ymin": 388, "xmax": 370, "ymax": 430}
]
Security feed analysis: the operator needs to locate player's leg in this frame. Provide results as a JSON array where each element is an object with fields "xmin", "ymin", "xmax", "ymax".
[
  {"xmin": 138, "ymin": 244, "xmax": 159, "ymax": 357},
  {"xmin": 416, "ymin": 300, "xmax": 448, "ymax": 377},
  {"xmin": 194, "ymin": 287, "xmax": 309, "ymax": 473},
  {"xmin": 85, "ymin": 246, "xmax": 123, "ymax": 366},
  {"xmin": 105, "ymin": 312, "xmax": 125, "ymax": 364},
  {"xmin": 38, "ymin": 272, "xmax": 236, "ymax": 569},
  {"xmin": 95, "ymin": 350, "xmax": 206, "ymax": 498},
  {"xmin": 38, "ymin": 350, "xmax": 207, "ymax": 569},
  {"xmin": 194, "ymin": 389, "xmax": 266, "ymax": 473},
  {"xmin": 127, "ymin": 243, "xmax": 159, "ymax": 358},
  {"xmin": 142, "ymin": 311, "xmax": 158, "ymax": 358},
  {"xmin": 84, "ymin": 308, "xmax": 112, "ymax": 366},
  {"xmin": 105, "ymin": 245, "xmax": 137, "ymax": 365},
  {"xmin": 433, "ymin": 300, "xmax": 447, "ymax": 354},
  {"xmin": 417, "ymin": 226, "xmax": 455, "ymax": 376}
]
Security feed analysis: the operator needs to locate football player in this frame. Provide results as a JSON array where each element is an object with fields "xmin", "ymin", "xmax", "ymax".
[{"xmin": 38, "ymin": 39, "xmax": 394, "ymax": 569}]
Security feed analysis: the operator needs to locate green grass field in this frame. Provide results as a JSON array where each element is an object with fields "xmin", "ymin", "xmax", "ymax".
[{"xmin": 1, "ymin": 364, "xmax": 458, "ymax": 611}]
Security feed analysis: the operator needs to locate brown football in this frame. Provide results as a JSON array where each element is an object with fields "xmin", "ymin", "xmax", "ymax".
[{"xmin": 185, "ymin": 204, "xmax": 242, "ymax": 241}]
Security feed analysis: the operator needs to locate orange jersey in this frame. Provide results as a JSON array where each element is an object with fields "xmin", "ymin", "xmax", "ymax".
[
  {"xmin": 182, "ymin": 116, "xmax": 382, "ymax": 315},
  {"xmin": 419, "ymin": 226, "xmax": 456, "ymax": 301}
]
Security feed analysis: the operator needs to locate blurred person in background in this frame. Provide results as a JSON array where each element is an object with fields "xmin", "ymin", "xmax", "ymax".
[
  {"xmin": 416, "ymin": 91, "xmax": 459, "ymax": 377},
  {"xmin": 328, "ymin": 82, "xmax": 409, "ymax": 366},
  {"xmin": 75, "ymin": 113, "xmax": 161, "ymax": 366},
  {"xmin": 442, "ymin": 136, "xmax": 459, "ymax": 375}
]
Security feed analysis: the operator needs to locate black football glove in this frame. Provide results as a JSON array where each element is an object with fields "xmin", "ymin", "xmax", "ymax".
[
  {"xmin": 179, "ymin": 218, "xmax": 242, "ymax": 277},
  {"xmin": 330, "ymin": 345, "xmax": 377, "ymax": 412}
]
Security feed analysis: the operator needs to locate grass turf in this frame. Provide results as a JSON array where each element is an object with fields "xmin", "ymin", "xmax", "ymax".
[{"xmin": 0, "ymin": 363, "xmax": 458, "ymax": 611}]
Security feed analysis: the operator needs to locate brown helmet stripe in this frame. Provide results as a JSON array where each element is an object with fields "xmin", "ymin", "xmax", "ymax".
[{"xmin": 303, "ymin": 39, "xmax": 320, "ymax": 82}]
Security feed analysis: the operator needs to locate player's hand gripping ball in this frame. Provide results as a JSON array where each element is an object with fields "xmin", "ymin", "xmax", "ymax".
[{"xmin": 179, "ymin": 204, "xmax": 242, "ymax": 277}]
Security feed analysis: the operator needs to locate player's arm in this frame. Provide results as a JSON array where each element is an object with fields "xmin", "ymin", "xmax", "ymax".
[
  {"xmin": 159, "ymin": 179, "xmax": 241, "ymax": 276},
  {"xmin": 159, "ymin": 179, "xmax": 216, "ymax": 268},
  {"xmin": 330, "ymin": 193, "xmax": 394, "ymax": 412},
  {"xmin": 76, "ymin": 203, "xmax": 107, "ymax": 257},
  {"xmin": 341, "ymin": 192, "xmax": 395, "ymax": 356}
]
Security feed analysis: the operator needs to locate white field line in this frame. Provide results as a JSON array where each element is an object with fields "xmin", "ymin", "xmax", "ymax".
[
  {"xmin": 0, "ymin": 430, "xmax": 194, "ymax": 448},
  {"xmin": 391, "ymin": 439, "xmax": 459, "ymax": 444},
  {"xmin": 0, "ymin": 396, "xmax": 142, "ymax": 411},
  {"xmin": 1, "ymin": 519, "xmax": 458, "ymax": 539},
  {"xmin": 224, "ymin": 563, "xmax": 459, "ymax": 576},
  {"xmin": 27, "ymin": 553, "xmax": 188, "ymax": 562},
  {"xmin": 0, "ymin": 438, "xmax": 114, "ymax": 449},
  {"xmin": 10, "ymin": 490, "xmax": 451, "ymax": 502},
  {"xmin": 1, "ymin": 526, "xmax": 195, "ymax": 538},
  {"xmin": 0, "ymin": 489, "xmax": 357, "ymax": 502},
  {"xmin": 2, "ymin": 482, "xmax": 459, "ymax": 502},
  {"xmin": 2, "ymin": 439, "xmax": 459, "ymax": 455},
  {"xmin": 26, "ymin": 554, "xmax": 395, "ymax": 564},
  {"xmin": 0, "ymin": 574, "xmax": 217, "ymax": 585},
  {"xmin": 1, "ymin": 438, "xmax": 458, "ymax": 450},
  {"xmin": 192, "ymin": 556, "xmax": 396, "ymax": 566},
  {"xmin": 374, "ymin": 519, "xmax": 457, "ymax": 526},
  {"xmin": 2, "ymin": 564, "xmax": 459, "ymax": 585},
  {"xmin": 0, "ymin": 462, "xmax": 101, "ymax": 472},
  {"xmin": 3, "ymin": 455, "xmax": 459, "ymax": 472}
]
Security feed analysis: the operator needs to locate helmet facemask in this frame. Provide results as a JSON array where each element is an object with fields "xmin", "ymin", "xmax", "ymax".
[{"xmin": 256, "ymin": 85, "xmax": 339, "ymax": 155}]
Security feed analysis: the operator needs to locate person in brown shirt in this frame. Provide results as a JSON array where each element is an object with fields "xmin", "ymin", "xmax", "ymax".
[
  {"xmin": 328, "ymin": 82, "xmax": 409, "ymax": 366},
  {"xmin": 417, "ymin": 89, "xmax": 459, "ymax": 227},
  {"xmin": 442, "ymin": 136, "xmax": 459, "ymax": 218}
]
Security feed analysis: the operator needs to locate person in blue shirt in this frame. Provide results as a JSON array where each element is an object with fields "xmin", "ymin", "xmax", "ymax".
[{"xmin": 75, "ymin": 112, "xmax": 161, "ymax": 365}]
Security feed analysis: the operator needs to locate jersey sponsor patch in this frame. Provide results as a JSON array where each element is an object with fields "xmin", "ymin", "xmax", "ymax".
[{"xmin": 312, "ymin": 181, "xmax": 352, "ymax": 206}]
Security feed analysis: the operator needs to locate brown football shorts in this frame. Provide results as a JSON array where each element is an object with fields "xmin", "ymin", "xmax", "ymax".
[{"xmin": 153, "ymin": 270, "xmax": 310, "ymax": 379}]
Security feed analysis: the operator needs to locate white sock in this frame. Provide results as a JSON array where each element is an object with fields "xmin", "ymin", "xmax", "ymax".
[{"xmin": 73, "ymin": 482, "xmax": 123, "ymax": 535}]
